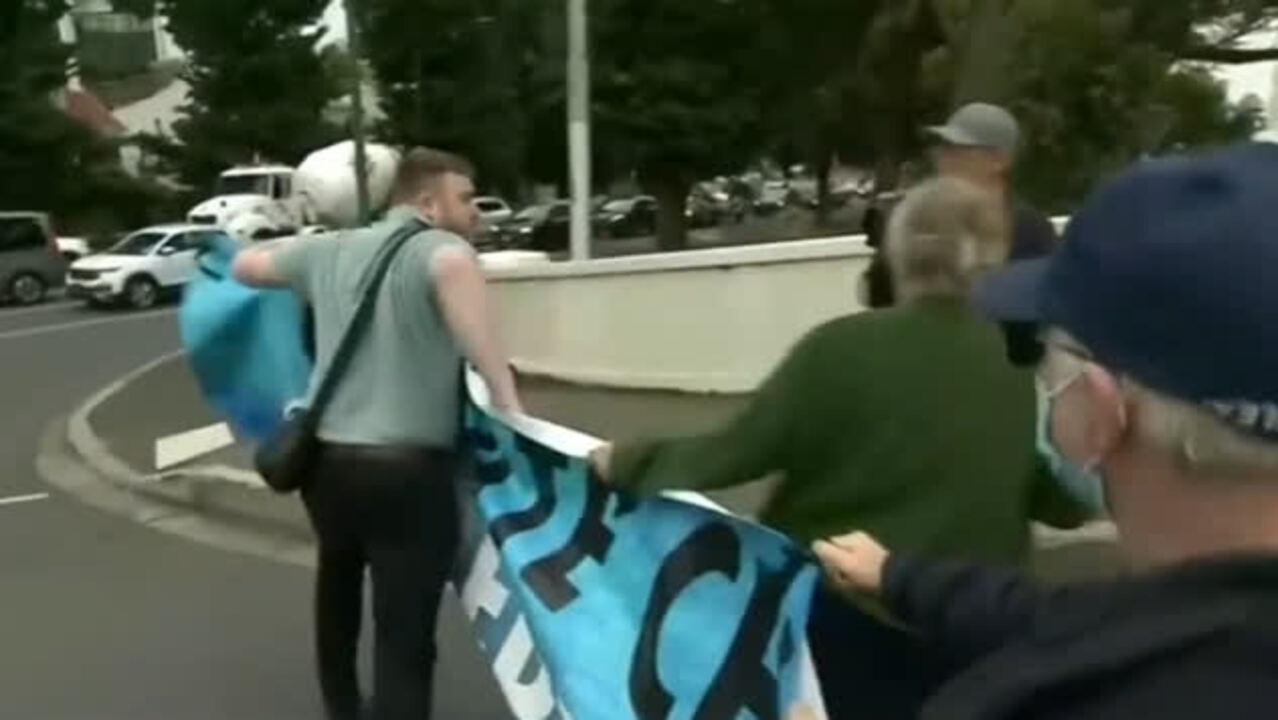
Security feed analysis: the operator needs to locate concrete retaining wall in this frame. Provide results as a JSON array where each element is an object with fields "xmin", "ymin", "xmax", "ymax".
[
  {"xmin": 487, "ymin": 236, "xmax": 873, "ymax": 393},
  {"xmin": 487, "ymin": 217, "xmax": 1069, "ymax": 394}
]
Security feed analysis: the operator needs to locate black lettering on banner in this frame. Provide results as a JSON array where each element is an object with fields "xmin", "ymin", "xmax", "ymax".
[
  {"xmin": 465, "ymin": 426, "xmax": 511, "ymax": 487},
  {"xmin": 488, "ymin": 435, "xmax": 569, "ymax": 547},
  {"xmin": 521, "ymin": 475, "xmax": 618, "ymax": 611},
  {"xmin": 630, "ymin": 523, "xmax": 743, "ymax": 719},
  {"xmin": 477, "ymin": 425, "xmax": 641, "ymax": 612},
  {"xmin": 465, "ymin": 423, "xmax": 499, "ymax": 453},
  {"xmin": 692, "ymin": 553, "xmax": 806, "ymax": 720}
]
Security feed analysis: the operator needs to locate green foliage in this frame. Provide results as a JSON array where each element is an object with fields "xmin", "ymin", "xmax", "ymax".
[
  {"xmin": 0, "ymin": 0, "xmax": 81, "ymax": 211},
  {"xmin": 351, "ymin": 0, "xmax": 1273, "ymax": 240},
  {"xmin": 357, "ymin": 0, "xmax": 549, "ymax": 197},
  {"xmin": 155, "ymin": 0, "xmax": 341, "ymax": 191},
  {"xmin": 1157, "ymin": 67, "xmax": 1267, "ymax": 147},
  {"xmin": 7, "ymin": 0, "xmax": 1273, "ymax": 237},
  {"xmin": 588, "ymin": 0, "xmax": 772, "ymax": 247},
  {"xmin": 1003, "ymin": 0, "xmax": 1263, "ymax": 210}
]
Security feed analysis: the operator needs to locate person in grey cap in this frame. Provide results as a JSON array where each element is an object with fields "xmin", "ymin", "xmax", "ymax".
[
  {"xmin": 813, "ymin": 143, "xmax": 1278, "ymax": 719},
  {"xmin": 861, "ymin": 104, "xmax": 1057, "ymax": 328},
  {"xmin": 927, "ymin": 102, "xmax": 1058, "ymax": 364},
  {"xmin": 927, "ymin": 102, "xmax": 1056, "ymax": 262}
]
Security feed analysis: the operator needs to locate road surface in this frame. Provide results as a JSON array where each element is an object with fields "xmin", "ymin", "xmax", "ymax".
[{"xmin": 0, "ymin": 299, "xmax": 510, "ymax": 719}]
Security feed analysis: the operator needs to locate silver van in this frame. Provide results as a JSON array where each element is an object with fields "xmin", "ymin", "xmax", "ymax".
[{"xmin": 0, "ymin": 212, "xmax": 67, "ymax": 305}]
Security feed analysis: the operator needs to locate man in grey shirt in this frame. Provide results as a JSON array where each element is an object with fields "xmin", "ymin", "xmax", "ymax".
[{"xmin": 233, "ymin": 148, "xmax": 521, "ymax": 720}]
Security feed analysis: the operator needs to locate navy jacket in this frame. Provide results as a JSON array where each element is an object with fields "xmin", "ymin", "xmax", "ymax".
[{"xmin": 883, "ymin": 554, "xmax": 1278, "ymax": 720}]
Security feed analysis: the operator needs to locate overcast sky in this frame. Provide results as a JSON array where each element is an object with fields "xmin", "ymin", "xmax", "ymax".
[
  {"xmin": 319, "ymin": 0, "xmax": 348, "ymax": 47},
  {"xmin": 1211, "ymin": 29, "xmax": 1278, "ymax": 106}
]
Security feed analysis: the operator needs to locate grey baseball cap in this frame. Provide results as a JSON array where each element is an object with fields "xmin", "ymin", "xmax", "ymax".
[{"xmin": 926, "ymin": 103, "xmax": 1020, "ymax": 155}]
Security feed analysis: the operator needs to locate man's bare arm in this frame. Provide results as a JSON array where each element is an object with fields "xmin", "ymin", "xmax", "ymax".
[
  {"xmin": 231, "ymin": 246, "xmax": 289, "ymax": 288},
  {"xmin": 432, "ymin": 245, "xmax": 522, "ymax": 414}
]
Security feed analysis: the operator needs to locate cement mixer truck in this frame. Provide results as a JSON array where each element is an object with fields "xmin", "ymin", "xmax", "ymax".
[{"xmin": 186, "ymin": 141, "xmax": 400, "ymax": 241}]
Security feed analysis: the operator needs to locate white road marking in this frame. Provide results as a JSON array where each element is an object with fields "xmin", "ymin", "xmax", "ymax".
[
  {"xmin": 155, "ymin": 423, "xmax": 235, "ymax": 471},
  {"xmin": 0, "ymin": 492, "xmax": 50, "ymax": 508},
  {"xmin": 0, "ymin": 308, "xmax": 176, "ymax": 342}
]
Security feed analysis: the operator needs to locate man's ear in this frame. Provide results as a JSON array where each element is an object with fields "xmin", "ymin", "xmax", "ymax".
[{"xmin": 1081, "ymin": 363, "xmax": 1128, "ymax": 458}]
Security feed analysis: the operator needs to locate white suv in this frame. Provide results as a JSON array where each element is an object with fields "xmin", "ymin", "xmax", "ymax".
[{"xmin": 67, "ymin": 224, "xmax": 231, "ymax": 309}]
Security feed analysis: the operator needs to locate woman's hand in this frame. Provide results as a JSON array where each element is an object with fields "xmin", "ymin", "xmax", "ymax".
[
  {"xmin": 811, "ymin": 532, "xmax": 890, "ymax": 597},
  {"xmin": 588, "ymin": 443, "xmax": 614, "ymax": 482}
]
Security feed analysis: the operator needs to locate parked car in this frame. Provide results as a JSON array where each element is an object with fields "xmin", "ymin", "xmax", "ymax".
[
  {"xmin": 472, "ymin": 197, "xmax": 514, "ymax": 250},
  {"xmin": 753, "ymin": 181, "xmax": 790, "ymax": 216},
  {"xmin": 66, "ymin": 224, "xmax": 230, "ymax": 309},
  {"xmin": 495, "ymin": 201, "xmax": 571, "ymax": 252},
  {"xmin": 686, "ymin": 187, "xmax": 733, "ymax": 229},
  {"xmin": 0, "ymin": 212, "xmax": 66, "ymax": 306},
  {"xmin": 474, "ymin": 196, "xmax": 514, "ymax": 227},
  {"xmin": 595, "ymin": 196, "xmax": 657, "ymax": 238}
]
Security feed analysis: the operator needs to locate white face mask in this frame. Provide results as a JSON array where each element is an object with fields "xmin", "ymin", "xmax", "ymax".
[{"xmin": 1035, "ymin": 374, "xmax": 1108, "ymax": 514}]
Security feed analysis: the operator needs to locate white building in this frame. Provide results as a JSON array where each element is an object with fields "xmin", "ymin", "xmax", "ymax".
[{"xmin": 57, "ymin": 0, "xmax": 184, "ymax": 82}]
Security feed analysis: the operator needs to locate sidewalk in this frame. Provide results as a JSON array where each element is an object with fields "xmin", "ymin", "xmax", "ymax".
[{"xmin": 83, "ymin": 354, "xmax": 1120, "ymax": 581}]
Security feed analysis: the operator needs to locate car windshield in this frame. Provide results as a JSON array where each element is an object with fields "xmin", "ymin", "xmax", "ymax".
[
  {"xmin": 514, "ymin": 205, "xmax": 547, "ymax": 222},
  {"xmin": 110, "ymin": 231, "xmax": 167, "ymax": 256},
  {"xmin": 216, "ymin": 174, "xmax": 272, "ymax": 196},
  {"xmin": 602, "ymin": 199, "xmax": 634, "ymax": 213}
]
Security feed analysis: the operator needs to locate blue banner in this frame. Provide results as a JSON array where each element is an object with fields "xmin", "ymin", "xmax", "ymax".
[
  {"xmin": 455, "ymin": 372, "xmax": 824, "ymax": 720},
  {"xmin": 179, "ymin": 244, "xmax": 828, "ymax": 720},
  {"xmin": 178, "ymin": 237, "xmax": 311, "ymax": 442}
]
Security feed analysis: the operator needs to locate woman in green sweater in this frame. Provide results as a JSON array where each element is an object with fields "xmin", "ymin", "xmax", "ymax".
[{"xmin": 593, "ymin": 177, "xmax": 1088, "ymax": 719}]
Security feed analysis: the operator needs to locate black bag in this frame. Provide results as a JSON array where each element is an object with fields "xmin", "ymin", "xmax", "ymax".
[{"xmin": 255, "ymin": 219, "xmax": 427, "ymax": 493}]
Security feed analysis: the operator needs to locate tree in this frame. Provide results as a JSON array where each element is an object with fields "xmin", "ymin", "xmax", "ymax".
[
  {"xmin": 1000, "ymin": 0, "xmax": 1262, "ymax": 210},
  {"xmin": 0, "ymin": 0, "xmax": 170, "ymax": 232},
  {"xmin": 753, "ymin": 0, "xmax": 890, "ymax": 221},
  {"xmin": 0, "ymin": 1, "xmax": 90, "ymax": 211},
  {"xmin": 357, "ymin": 0, "xmax": 550, "ymax": 198},
  {"xmin": 151, "ymin": 0, "xmax": 341, "ymax": 190},
  {"xmin": 590, "ymin": 0, "xmax": 770, "ymax": 249},
  {"xmin": 1125, "ymin": 0, "xmax": 1278, "ymax": 63}
]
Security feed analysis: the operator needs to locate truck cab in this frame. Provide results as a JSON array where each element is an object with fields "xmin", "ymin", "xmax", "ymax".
[{"xmin": 187, "ymin": 165, "xmax": 302, "ymax": 241}]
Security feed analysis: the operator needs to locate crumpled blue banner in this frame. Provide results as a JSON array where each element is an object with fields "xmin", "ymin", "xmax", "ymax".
[
  {"xmin": 178, "ymin": 238, "xmax": 312, "ymax": 441},
  {"xmin": 456, "ymin": 385, "xmax": 821, "ymax": 720}
]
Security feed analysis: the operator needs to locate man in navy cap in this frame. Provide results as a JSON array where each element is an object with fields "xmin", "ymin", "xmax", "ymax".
[{"xmin": 811, "ymin": 144, "xmax": 1278, "ymax": 718}]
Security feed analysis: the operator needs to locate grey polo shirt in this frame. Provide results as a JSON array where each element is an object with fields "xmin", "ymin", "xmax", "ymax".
[{"xmin": 270, "ymin": 205, "xmax": 470, "ymax": 447}]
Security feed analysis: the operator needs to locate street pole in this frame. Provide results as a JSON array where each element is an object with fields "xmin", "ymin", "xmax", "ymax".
[
  {"xmin": 567, "ymin": 0, "xmax": 592, "ymax": 260},
  {"xmin": 344, "ymin": 0, "xmax": 372, "ymax": 226}
]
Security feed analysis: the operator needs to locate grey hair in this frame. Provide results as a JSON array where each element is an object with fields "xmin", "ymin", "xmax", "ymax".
[
  {"xmin": 1125, "ymin": 381, "xmax": 1278, "ymax": 476},
  {"xmin": 885, "ymin": 177, "xmax": 1009, "ymax": 300}
]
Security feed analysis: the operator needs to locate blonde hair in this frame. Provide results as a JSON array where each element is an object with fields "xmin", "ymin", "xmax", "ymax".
[{"xmin": 885, "ymin": 177, "xmax": 1009, "ymax": 300}]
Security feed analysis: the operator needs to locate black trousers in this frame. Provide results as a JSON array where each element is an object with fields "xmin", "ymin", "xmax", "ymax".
[
  {"xmin": 301, "ymin": 443, "xmax": 460, "ymax": 720},
  {"xmin": 807, "ymin": 586, "xmax": 945, "ymax": 720}
]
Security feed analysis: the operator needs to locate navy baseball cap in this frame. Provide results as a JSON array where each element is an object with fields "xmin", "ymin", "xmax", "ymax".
[{"xmin": 976, "ymin": 143, "xmax": 1278, "ymax": 441}]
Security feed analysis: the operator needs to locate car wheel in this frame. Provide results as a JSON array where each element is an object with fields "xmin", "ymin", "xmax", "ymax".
[
  {"xmin": 9, "ymin": 273, "xmax": 47, "ymax": 306},
  {"xmin": 124, "ymin": 276, "xmax": 159, "ymax": 310}
]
